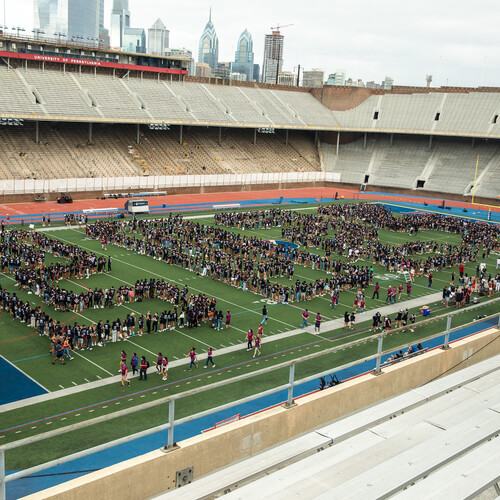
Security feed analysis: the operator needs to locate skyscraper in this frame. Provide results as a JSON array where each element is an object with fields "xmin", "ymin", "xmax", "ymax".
[
  {"xmin": 148, "ymin": 18, "xmax": 169, "ymax": 55},
  {"xmin": 198, "ymin": 9, "xmax": 219, "ymax": 72},
  {"xmin": 34, "ymin": 0, "xmax": 99, "ymax": 43},
  {"xmin": 110, "ymin": 0, "xmax": 130, "ymax": 48},
  {"xmin": 262, "ymin": 30, "xmax": 284, "ymax": 84},
  {"xmin": 232, "ymin": 29, "xmax": 254, "ymax": 81},
  {"xmin": 110, "ymin": 0, "xmax": 145, "ymax": 53}
]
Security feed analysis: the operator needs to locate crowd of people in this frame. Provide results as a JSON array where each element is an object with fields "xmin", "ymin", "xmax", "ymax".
[{"xmin": 1, "ymin": 202, "xmax": 499, "ymax": 373}]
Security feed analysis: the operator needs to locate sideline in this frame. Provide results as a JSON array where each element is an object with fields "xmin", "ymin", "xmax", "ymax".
[{"xmin": 0, "ymin": 291, "xmax": 444, "ymax": 414}]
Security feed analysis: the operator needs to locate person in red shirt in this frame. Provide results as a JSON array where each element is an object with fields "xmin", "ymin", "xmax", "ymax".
[
  {"xmin": 225, "ymin": 310, "xmax": 231, "ymax": 330},
  {"xmin": 162, "ymin": 356, "xmax": 168, "ymax": 381},
  {"xmin": 185, "ymin": 347, "xmax": 198, "ymax": 370},
  {"xmin": 139, "ymin": 356, "xmax": 148, "ymax": 380},
  {"xmin": 459, "ymin": 264, "xmax": 465, "ymax": 278},
  {"xmin": 119, "ymin": 350, "xmax": 126, "ymax": 373},
  {"xmin": 302, "ymin": 309, "xmax": 309, "ymax": 328},
  {"xmin": 246, "ymin": 329, "xmax": 254, "ymax": 351},
  {"xmin": 253, "ymin": 336, "xmax": 261, "ymax": 358},
  {"xmin": 257, "ymin": 324, "xmax": 263, "ymax": 339},
  {"xmin": 204, "ymin": 347, "xmax": 216, "ymax": 368},
  {"xmin": 156, "ymin": 352, "xmax": 163, "ymax": 374},
  {"xmin": 120, "ymin": 361, "xmax": 130, "ymax": 387},
  {"xmin": 314, "ymin": 313, "xmax": 322, "ymax": 334}
]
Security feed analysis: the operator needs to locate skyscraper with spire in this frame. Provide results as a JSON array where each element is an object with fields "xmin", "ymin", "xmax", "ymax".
[
  {"xmin": 198, "ymin": 9, "xmax": 219, "ymax": 73},
  {"xmin": 232, "ymin": 29, "xmax": 254, "ymax": 81}
]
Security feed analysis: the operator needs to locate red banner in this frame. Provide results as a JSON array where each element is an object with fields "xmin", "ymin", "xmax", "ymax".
[{"xmin": 0, "ymin": 51, "xmax": 188, "ymax": 75}]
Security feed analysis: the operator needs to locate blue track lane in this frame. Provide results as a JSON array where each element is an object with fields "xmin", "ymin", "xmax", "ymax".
[{"xmin": 5, "ymin": 317, "xmax": 497, "ymax": 499}]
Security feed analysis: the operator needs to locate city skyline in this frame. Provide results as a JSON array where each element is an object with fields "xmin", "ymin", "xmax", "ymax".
[{"xmin": 6, "ymin": 0, "xmax": 500, "ymax": 87}]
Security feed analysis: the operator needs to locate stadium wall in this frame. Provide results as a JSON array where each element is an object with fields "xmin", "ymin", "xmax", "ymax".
[
  {"xmin": 23, "ymin": 326, "xmax": 500, "ymax": 500},
  {"xmin": 311, "ymin": 85, "xmax": 500, "ymax": 111}
]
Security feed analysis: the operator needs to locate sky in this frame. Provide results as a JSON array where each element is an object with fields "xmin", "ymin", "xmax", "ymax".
[{"xmin": 2, "ymin": 0, "xmax": 500, "ymax": 87}]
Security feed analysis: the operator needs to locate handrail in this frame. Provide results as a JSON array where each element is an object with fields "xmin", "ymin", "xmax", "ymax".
[{"xmin": 0, "ymin": 300, "xmax": 498, "ymax": 499}]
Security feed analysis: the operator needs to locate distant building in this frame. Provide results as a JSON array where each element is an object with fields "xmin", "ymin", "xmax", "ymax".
[
  {"xmin": 34, "ymin": 0, "xmax": 100, "ymax": 44},
  {"xmin": 110, "ymin": 0, "xmax": 130, "ymax": 48},
  {"xmin": 253, "ymin": 64, "xmax": 260, "ymax": 83},
  {"xmin": 383, "ymin": 76, "xmax": 394, "ymax": 89},
  {"xmin": 122, "ymin": 27, "xmax": 146, "ymax": 53},
  {"xmin": 98, "ymin": 0, "xmax": 110, "ymax": 48},
  {"xmin": 302, "ymin": 68, "xmax": 324, "ymax": 88},
  {"xmin": 198, "ymin": 9, "xmax": 219, "ymax": 73},
  {"xmin": 327, "ymin": 70, "xmax": 346, "ymax": 86},
  {"xmin": 262, "ymin": 30, "xmax": 284, "ymax": 83},
  {"xmin": 166, "ymin": 47, "xmax": 195, "ymax": 75},
  {"xmin": 230, "ymin": 72, "xmax": 247, "ymax": 81},
  {"xmin": 148, "ymin": 18, "xmax": 169, "ymax": 55},
  {"xmin": 214, "ymin": 62, "xmax": 231, "ymax": 79},
  {"xmin": 195, "ymin": 62, "xmax": 210, "ymax": 78},
  {"xmin": 278, "ymin": 71, "xmax": 295, "ymax": 86},
  {"xmin": 110, "ymin": 0, "xmax": 145, "ymax": 53},
  {"xmin": 232, "ymin": 29, "xmax": 254, "ymax": 81}
]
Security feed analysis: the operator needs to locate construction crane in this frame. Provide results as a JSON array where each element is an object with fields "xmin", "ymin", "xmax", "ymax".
[{"xmin": 270, "ymin": 23, "xmax": 294, "ymax": 32}]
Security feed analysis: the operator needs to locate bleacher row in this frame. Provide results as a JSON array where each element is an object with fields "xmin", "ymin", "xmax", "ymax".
[
  {"xmin": 323, "ymin": 135, "xmax": 500, "ymax": 198},
  {"xmin": 333, "ymin": 92, "xmax": 500, "ymax": 137},
  {"xmin": 0, "ymin": 122, "xmax": 321, "ymax": 179},
  {"xmin": 0, "ymin": 65, "xmax": 336, "ymax": 128},
  {"xmin": 159, "ymin": 354, "xmax": 500, "ymax": 500}
]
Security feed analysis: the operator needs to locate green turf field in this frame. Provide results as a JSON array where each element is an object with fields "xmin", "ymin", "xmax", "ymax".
[{"xmin": 0, "ymin": 202, "xmax": 498, "ymax": 470}]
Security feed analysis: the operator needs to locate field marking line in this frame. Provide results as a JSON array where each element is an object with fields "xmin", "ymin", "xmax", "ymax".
[
  {"xmin": 72, "ymin": 351, "xmax": 113, "ymax": 376},
  {"xmin": 124, "ymin": 338, "xmax": 157, "ymax": 357},
  {"xmin": 0, "ymin": 355, "xmax": 50, "ymax": 393},
  {"xmin": 50, "ymin": 230, "xmax": 298, "ymax": 330}
]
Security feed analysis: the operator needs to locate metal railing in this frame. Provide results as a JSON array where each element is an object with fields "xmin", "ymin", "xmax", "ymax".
[{"xmin": 0, "ymin": 300, "xmax": 498, "ymax": 500}]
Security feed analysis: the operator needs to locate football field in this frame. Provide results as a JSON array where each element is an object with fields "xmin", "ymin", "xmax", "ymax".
[{"xmin": 0, "ymin": 202, "xmax": 498, "ymax": 475}]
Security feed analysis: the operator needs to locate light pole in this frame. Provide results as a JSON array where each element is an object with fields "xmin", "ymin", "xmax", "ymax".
[
  {"xmin": 54, "ymin": 32, "xmax": 66, "ymax": 43},
  {"xmin": 12, "ymin": 26, "xmax": 25, "ymax": 37},
  {"xmin": 32, "ymin": 28, "xmax": 45, "ymax": 39}
]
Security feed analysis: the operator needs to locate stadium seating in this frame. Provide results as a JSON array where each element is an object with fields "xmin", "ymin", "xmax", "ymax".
[
  {"xmin": 158, "ymin": 355, "xmax": 500, "ymax": 499},
  {"xmin": 332, "ymin": 91, "xmax": 500, "ymax": 137},
  {"xmin": 0, "ymin": 122, "xmax": 321, "ymax": 179},
  {"xmin": 0, "ymin": 66, "xmax": 337, "ymax": 129},
  {"xmin": 323, "ymin": 134, "xmax": 500, "ymax": 197}
]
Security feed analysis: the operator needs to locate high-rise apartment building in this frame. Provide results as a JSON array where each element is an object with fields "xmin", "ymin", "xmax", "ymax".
[
  {"xmin": 262, "ymin": 30, "xmax": 284, "ymax": 84},
  {"xmin": 302, "ymin": 69, "xmax": 324, "ymax": 88},
  {"xmin": 232, "ymin": 29, "xmax": 254, "ymax": 81},
  {"xmin": 198, "ymin": 10, "xmax": 218, "ymax": 72},
  {"xmin": 327, "ymin": 70, "xmax": 346, "ymax": 86},
  {"xmin": 34, "ymin": 0, "xmax": 99, "ymax": 43},
  {"xmin": 148, "ymin": 18, "xmax": 169, "ymax": 55}
]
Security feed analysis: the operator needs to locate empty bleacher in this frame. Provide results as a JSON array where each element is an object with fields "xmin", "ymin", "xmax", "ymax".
[
  {"xmin": 322, "ymin": 134, "xmax": 500, "ymax": 197},
  {"xmin": 332, "ymin": 91, "xmax": 500, "ymax": 138},
  {"xmin": 0, "ymin": 123, "xmax": 321, "ymax": 179},
  {"xmin": 157, "ymin": 354, "xmax": 500, "ymax": 499}
]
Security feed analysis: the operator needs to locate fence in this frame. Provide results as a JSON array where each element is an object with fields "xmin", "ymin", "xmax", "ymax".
[
  {"xmin": 0, "ymin": 172, "xmax": 341, "ymax": 196},
  {"xmin": 0, "ymin": 302, "xmax": 498, "ymax": 500}
]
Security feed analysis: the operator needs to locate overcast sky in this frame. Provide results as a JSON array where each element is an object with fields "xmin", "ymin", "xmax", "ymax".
[{"xmin": 3, "ymin": 0, "xmax": 500, "ymax": 87}]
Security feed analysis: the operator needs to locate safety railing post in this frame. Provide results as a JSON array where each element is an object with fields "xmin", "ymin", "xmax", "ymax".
[
  {"xmin": 374, "ymin": 334, "xmax": 384, "ymax": 374},
  {"xmin": 167, "ymin": 399, "xmax": 175, "ymax": 449},
  {"xmin": 0, "ymin": 448, "xmax": 6, "ymax": 500},
  {"xmin": 284, "ymin": 362, "xmax": 296, "ymax": 408},
  {"xmin": 443, "ymin": 315, "xmax": 452, "ymax": 349}
]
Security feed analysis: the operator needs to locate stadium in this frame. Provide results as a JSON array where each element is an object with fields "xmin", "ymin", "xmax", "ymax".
[{"xmin": 0, "ymin": 28, "xmax": 499, "ymax": 500}]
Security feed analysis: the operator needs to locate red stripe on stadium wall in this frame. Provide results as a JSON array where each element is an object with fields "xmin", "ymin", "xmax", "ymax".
[{"xmin": 0, "ymin": 51, "xmax": 188, "ymax": 75}]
